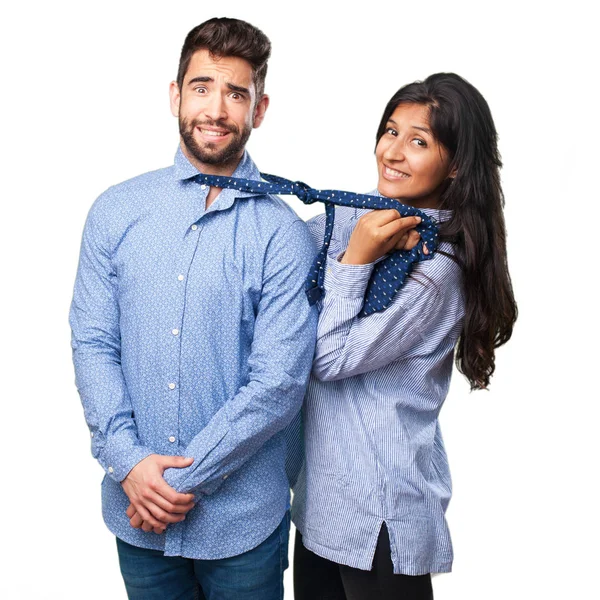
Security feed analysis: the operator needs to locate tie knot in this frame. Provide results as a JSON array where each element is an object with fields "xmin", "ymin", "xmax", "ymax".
[{"xmin": 291, "ymin": 181, "xmax": 320, "ymax": 204}]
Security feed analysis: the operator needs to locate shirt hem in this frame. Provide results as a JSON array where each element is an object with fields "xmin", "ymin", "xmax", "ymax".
[
  {"xmin": 300, "ymin": 534, "xmax": 453, "ymax": 576},
  {"xmin": 104, "ymin": 504, "xmax": 289, "ymax": 561}
]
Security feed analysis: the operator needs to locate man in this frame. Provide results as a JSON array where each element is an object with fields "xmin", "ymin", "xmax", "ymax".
[{"xmin": 70, "ymin": 17, "xmax": 317, "ymax": 599}]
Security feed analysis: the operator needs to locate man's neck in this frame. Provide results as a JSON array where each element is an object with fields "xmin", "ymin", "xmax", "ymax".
[
  {"xmin": 180, "ymin": 143, "xmax": 245, "ymax": 209},
  {"xmin": 180, "ymin": 143, "xmax": 244, "ymax": 178}
]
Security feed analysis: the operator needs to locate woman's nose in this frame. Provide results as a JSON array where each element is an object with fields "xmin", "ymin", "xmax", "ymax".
[{"xmin": 383, "ymin": 139, "xmax": 405, "ymax": 162}]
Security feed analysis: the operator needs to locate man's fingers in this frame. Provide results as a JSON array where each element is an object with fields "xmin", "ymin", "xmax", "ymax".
[
  {"xmin": 150, "ymin": 491, "xmax": 195, "ymax": 515},
  {"xmin": 158, "ymin": 455, "xmax": 194, "ymax": 470},
  {"xmin": 129, "ymin": 508, "xmax": 165, "ymax": 534},
  {"xmin": 141, "ymin": 521, "xmax": 153, "ymax": 533},
  {"xmin": 129, "ymin": 511, "xmax": 143, "ymax": 529},
  {"xmin": 154, "ymin": 477, "xmax": 196, "ymax": 506},
  {"xmin": 133, "ymin": 502, "xmax": 169, "ymax": 530},
  {"xmin": 143, "ymin": 493, "xmax": 188, "ymax": 524}
]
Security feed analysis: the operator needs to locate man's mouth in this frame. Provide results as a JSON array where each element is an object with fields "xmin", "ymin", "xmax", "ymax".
[{"xmin": 199, "ymin": 129, "xmax": 229, "ymax": 137}]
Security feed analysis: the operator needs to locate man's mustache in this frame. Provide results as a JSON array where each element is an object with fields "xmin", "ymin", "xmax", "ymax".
[{"xmin": 191, "ymin": 119, "xmax": 240, "ymax": 135}]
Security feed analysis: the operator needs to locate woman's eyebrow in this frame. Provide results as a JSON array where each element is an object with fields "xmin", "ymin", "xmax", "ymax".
[
  {"xmin": 412, "ymin": 125, "xmax": 432, "ymax": 134},
  {"xmin": 387, "ymin": 119, "xmax": 431, "ymax": 134}
]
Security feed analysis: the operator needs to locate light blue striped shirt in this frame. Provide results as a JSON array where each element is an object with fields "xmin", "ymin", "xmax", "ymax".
[
  {"xmin": 292, "ymin": 200, "xmax": 464, "ymax": 575},
  {"xmin": 70, "ymin": 147, "xmax": 317, "ymax": 559}
]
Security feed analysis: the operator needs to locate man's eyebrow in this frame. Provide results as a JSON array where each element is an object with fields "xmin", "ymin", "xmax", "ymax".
[
  {"xmin": 227, "ymin": 82, "xmax": 250, "ymax": 94},
  {"xmin": 187, "ymin": 76, "xmax": 213, "ymax": 85}
]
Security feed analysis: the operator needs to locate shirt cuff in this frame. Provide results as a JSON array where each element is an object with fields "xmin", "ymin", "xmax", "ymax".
[
  {"xmin": 98, "ymin": 435, "xmax": 154, "ymax": 483},
  {"xmin": 323, "ymin": 253, "xmax": 375, "ymax": 298}
]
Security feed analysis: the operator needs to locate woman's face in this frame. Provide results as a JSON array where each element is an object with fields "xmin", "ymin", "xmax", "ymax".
[{"xmin": 376, "ymin": 103, "xmax": 453, "ymax": 209}]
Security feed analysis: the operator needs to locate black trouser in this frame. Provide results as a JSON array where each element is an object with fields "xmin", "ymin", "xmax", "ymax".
[{"xmin": 294, "ymin": 525, "xmax": 433, "ymax": 600}]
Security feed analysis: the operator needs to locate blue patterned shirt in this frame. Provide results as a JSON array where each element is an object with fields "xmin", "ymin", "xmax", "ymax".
[
  {"xmin": 292, "ymin": 201, "xmax": 464, "ymax": 575},
  {"xmin": 70, "ymin": 147, "xmax": 317, "ymax": 559}
]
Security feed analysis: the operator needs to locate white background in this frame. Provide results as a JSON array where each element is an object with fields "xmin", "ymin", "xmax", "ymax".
[{"xmin": 1, "ymin": 1, "xmax": 598, "ymax": 598}]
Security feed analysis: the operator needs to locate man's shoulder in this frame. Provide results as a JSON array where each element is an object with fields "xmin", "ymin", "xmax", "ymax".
[
  {"xmin": 237, "ymin": 185, "xmax": 306, "ymax": 234},
  {"xmin": 99, "ymin": 165, "xmax": 174, "ymax": 203},
  {"xmin": 258, "ymin": 191, "xmax": 304, "ymax": 222},
  {"xmin": 88, "ymin": 165, "xmax": 174, "ymax": 224},
  {"xmin": 243, "ymin": 192, "xmax": 314, "ymax": 257}
]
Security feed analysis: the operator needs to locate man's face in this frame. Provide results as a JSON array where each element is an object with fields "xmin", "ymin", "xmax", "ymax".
[{"xmin": 170, "ymin": 49, "xmax": 269, "ymax": 175}]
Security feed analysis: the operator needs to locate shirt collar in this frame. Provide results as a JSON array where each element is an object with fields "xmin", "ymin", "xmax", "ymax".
[
  {"xmin": 363, "ymin": 188, "xmax": 453, "ymax": 223},
  {"xmin": 173, "ymin": 145, "xmax": 264, "ymax": 207}
]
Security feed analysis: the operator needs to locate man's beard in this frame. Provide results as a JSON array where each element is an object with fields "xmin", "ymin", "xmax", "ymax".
[{"xmin": 179, "ymin": 117, "xmax": 252, "ymax": 169}]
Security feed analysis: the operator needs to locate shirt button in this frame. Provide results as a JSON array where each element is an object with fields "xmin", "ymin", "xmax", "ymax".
[
  {"xmin": 178, "ymin": 274, "xmax": 184, "ymax": 281},
  {"xmin": 168, "ymin": 436, "xmax": 176, "ymax": 443},
  {"xmin": 108, "ymin": 466, "xmax": 114, "ymax": 474},
  {"xmin": 168, "ymin": 383, "xmax": 176, "ymax": 390},
  {"xmin": 90, "ymin": 432, "xmax": 94, "ymax": 438},
  {"xmin": 172, "ymin": 329, "xmax": 179, "ymax": 336},
  {"xmin": 222, "ymin": 474, "xmax": 228, "ymax": 480},
  {"xmin": 200, "ymin": 184, "xmax": 206, "ymax": 190},
  {"xmin": 191, "ymin": 224, "xmax": 198, "ymax": 231}
]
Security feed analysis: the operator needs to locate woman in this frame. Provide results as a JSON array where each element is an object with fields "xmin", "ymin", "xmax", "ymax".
[{"xmin": 292, "ymin": 73, "xmax": 517, "ymax": 599}]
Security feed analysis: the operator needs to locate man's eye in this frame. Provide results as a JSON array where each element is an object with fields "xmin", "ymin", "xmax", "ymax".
[
  {"xmin": 385, "ymin": 127, "xmax": 398, "ymax": 136},
  {"xmin": 230, "ymin": 92, "xmax": 243, "ymax": 100},
  {"xmin": 194, "ymin": 87, "xmax": 207, "ymax": 94}
]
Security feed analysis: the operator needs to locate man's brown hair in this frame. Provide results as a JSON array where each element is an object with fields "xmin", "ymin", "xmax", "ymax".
[{"xmin": 177, "ymin": 17, "xmax": 271, "ymax": 99}]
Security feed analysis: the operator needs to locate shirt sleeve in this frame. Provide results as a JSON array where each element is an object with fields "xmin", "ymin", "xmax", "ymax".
[
  {"xmin": 311, "ymin": 251, "xmax": 457, "ymax": 382},
  {"xmin": 163, "ymin": 219, "xmax": 318, "ymax": 495},
  {"xmin": 69, "ymin": 201, "xmax": 153, "ymax": 483}
]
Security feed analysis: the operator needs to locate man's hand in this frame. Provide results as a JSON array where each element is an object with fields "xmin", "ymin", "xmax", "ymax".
[
  {"xmin": 341, "ymin": 211, "xmax": 422, "ymax": 265},
  {"xmin": 121, "ymin": 454, "xmax": 196, "ymax": 532},
  {"xmin": 126, "ymin": 504, "xmax": 167, "ymax": 535}
]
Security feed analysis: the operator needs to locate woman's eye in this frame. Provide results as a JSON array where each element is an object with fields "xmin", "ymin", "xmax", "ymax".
[
  {"xmin": 385, "ymin": 127, "xmax": 398, "ymax": 136},
  {"xmin": 412, "ymin": 138, "xmax": 427, "ymax": 147}
]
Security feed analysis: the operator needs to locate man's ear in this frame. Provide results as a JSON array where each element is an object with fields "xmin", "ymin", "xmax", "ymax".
[
  {"xmin": 253, "ymin": 94, "xmax": 270, "ymax": 129},
  {"xmin": 169, "ymin": 81, "xmax": 181, "ymax": 118}
]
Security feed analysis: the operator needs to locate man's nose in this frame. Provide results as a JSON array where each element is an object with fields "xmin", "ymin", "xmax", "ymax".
[{"xmin": 204, "ymin": 93, "xmax": 227, "ymax": 121}]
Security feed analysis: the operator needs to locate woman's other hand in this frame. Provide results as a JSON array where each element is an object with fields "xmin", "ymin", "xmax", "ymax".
[{"xmin": 341, "ymin": 210, "xmax": 422, "ymax": 265}]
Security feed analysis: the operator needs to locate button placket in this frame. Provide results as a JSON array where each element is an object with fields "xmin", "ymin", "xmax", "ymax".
[{"xmin": 167, "ymin": 224, "xmax": 203, "ymax": 460}]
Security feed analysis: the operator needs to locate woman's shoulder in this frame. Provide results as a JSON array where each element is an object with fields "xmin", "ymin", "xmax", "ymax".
[{"xmin": 410, "ymin": 241, "xmax": 463, "ymax": 300}]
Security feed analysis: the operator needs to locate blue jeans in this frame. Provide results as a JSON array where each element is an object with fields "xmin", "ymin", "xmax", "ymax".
[{"xmin": 116, "ymin": 511, "xmax": 290, "ymax": 600}]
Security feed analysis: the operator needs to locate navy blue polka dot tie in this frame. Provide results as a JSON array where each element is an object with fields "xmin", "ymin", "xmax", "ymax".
[{"xmin": 195, "ymin": 173, "xmax": 439, "ymax": 317}]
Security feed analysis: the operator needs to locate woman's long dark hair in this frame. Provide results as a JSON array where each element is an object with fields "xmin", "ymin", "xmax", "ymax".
[{"xmin": 376, "ymin": 73, "xmax": 517, "ymax": 389}]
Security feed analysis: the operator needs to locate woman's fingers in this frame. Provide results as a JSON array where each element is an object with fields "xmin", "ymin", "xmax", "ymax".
[
  {"xmin": 395, "ymin": 229, "xmax": 421, "ymax": 251},
  {"xmin": 380, "ymin": 216, "xmax": 421, "ymax": 240}
]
